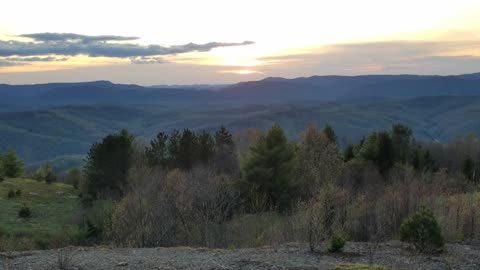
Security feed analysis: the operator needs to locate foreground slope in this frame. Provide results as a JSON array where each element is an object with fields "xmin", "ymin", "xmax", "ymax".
[
  {"xmin": 3, "ymin": 242, "xmax": 479, "ymax": 270},
  {"xmin": 0, "ymin": 178, "xmax": 79, "ymax": 246}
]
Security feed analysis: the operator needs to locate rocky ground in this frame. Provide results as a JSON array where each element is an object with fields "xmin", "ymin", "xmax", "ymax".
[{"xmin": 1, "ymin": 241, "xmax": 479, "ymax": 270}]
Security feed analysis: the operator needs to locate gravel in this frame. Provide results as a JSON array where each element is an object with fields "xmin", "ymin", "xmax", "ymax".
[{"xmin": 1, "ymin": 241, "xmax": 479, "ymax": 270}]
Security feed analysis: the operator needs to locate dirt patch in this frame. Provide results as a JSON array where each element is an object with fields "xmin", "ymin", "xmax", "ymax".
[{"xmin": 1, "ymin": 241, "xmax": 479, "ymax": 270}]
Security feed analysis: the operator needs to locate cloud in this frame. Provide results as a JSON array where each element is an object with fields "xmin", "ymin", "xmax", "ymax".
[
  {"xmin": 130, "ymin": 56, "xmax": 168, "ymax": 64},
  {"xmin": 0, "ymin": 33, "xmax": 254, "ymax": 60},
  {"xmin": 258, "ymin": 40, "xmax": 480, "ymax": 75},
  {"xmin": 0, "ymin": 60, "xmax": 29, "ymax": 67},
  {"xmin": 3, "ymin": 56, "xmax": 69, "ymax": 62},
  {"xmin": 20, "ymin": 33, "xmax": 139, "ymax": 43}
]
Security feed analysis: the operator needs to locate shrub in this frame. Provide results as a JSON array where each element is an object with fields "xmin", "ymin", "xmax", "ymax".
[
  {"xmin": 45, "ymin": 171, "xmax": 57, "ymax": 184},
  {"xmin": 400, "ymin": 207, "xmax": 444, "ymax": 253},
  {"xmin": 15, "ymin": 189, "xmax": 21, "ymax": 197},
  {"xmin": 2, "ymin": 150, "xmax": 24, "ymax": 178},
  {"xmin": 7, "ymin": 189, "xmax": 16, "ymax": 199},
  {"xmin": 328, "ymin": 233, "xmax": 346, "ymax": 253},
  {"xmin": 18, "ymin": 206, "xmax": 31, "ymax": 219}
]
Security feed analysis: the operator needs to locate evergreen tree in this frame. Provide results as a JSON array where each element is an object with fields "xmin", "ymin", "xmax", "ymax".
[
  {"xmin": 215, "ymin": 125, "xmax": 234, "ymax": 147},
  {"xmin": 145, "ymin": 131, "xmax": 169, "ymax": 167},
  {"xmin": 323, "ymin": 124, "xmax": 337, "ymax": 144},
  {"xmin": 178, "ymin": 129, "xmax": 198, "ymax": 170},
  {"xmin": 410, "ymin": 145, "xmax": 437, "ymax": 173},
  {"xmin": 214, "ymin": 125, "xmax": 238, "ymax": 174},
  {"xmin": 359, "ymin": 132, "xmax": 394, "ymax": 174},
  {"xmin": 391, "ymin": 124, "xmax": 413, "ymax": 163},
  {"xmin": 197, "ymin": 131, "xmax": 215, "ymax": 164},
  {"xmin": 343, "ymin": 144, "xmax": 355, "ymax": 162},
  {"xmin": 167, "ymin": 129, "xmax": 181, "ymax": 168},
  {"xmin": 241, "ymin": 124, "xmax": 297, "ymax": 212},
  {"xmin": 1, "ymin": 150, "xmax": 24, "ymax": 178},
  {"xmin": 84, "ymin": 129, "xmax": 134, "ymax": 199},
  {"xmin": 462, "ymin": 156, "xmax": 475, "ymax": 181}
]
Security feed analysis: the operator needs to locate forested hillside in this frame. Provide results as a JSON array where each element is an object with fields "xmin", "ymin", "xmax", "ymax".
[{"xmin": 2, "ymin": 95, "xmax": 480, "ymax": 168}]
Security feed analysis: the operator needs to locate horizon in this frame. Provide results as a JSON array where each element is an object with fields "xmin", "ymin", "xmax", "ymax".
[
  {"xmin": 2, "ymin": 71, "xmax": 480, "ymax": 87},
  {"xmin": 1, "ymin": 0, "xmax": 480, "ymax": 84}
]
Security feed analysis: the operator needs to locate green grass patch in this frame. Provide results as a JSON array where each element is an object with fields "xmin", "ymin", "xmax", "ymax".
[{"xmin": 0, "ymin": 178, "xmax": 81, "ymax": 248}]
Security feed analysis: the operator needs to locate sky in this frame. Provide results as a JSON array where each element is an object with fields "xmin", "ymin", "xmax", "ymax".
[{"xmin": 0, "ymin": 0, "xmax": 479, "ymax": 85}]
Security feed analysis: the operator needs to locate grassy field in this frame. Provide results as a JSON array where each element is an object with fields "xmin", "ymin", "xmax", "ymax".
[{"xmin": 0, "ymin": 178, "xmax": 80, "ymax": 249}]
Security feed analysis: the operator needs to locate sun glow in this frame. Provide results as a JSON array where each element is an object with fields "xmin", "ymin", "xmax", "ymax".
[{"xmin": 1, "ymin": 0, "xmax": 480, "ymax": 83}]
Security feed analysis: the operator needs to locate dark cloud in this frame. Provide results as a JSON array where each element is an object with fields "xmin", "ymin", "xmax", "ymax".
[
  {"xmin": 130, "ymin": 56, "xmax": 169, "ymax": 64},
  {"xmin": 0, "ymin": 33, "xmax": 254, "ymax": 59},
  {"xmin": 0, "ymin": 60, "xmax": 28, "ymax": 67},
  {"xmin": 3, "ymin": 56, "xmax": 69, "ymax": 62},
  {"xmin": 20, "ymin": 33, "xmax": 139, "ymax": 43}
]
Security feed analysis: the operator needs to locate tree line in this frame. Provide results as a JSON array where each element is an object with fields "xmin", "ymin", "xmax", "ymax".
[{"xmin": 2, "ymin": 122, "xmax": 479, "ymax": 252}]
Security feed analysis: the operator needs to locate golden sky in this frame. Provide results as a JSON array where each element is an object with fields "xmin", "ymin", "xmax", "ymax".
[{"xmin": 1, "ymin": 0, "xmax": 480, "ymax": 84}]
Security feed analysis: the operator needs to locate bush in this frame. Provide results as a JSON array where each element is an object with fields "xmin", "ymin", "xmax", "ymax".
[
  {"xmin": 45, "ymin": 171, "xmax": 57, "ymax": 184},
  {"xmin": 400, "ymin": 207, "xmax": 444, "ymax": 253},
  {"xmin": 328, "ymin": 233, "xmax": 346, "ymax": 253},
  {"xmin": 18, "ymin": 206, "xmax": 31, "ymax": 219},
  {"xmin": 15, "ymin": 189, "xmax": 21, "ymax": 197},
  {"xmin": 7, "ymin": 189, "xmax": 16, "ymax": 199}
]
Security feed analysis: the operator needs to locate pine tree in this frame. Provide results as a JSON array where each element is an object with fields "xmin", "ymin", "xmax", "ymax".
[
  {"xmin": 213, "ymin": 126, "xmax": 238, "ymax": 174},
  {"xmin": 343, "ymin": 144, "xmax": 355, "ymax": 162},
  {"xmin": 391, "ymin": 124, "xmax": 413, "ymax": 163},
  {"xmin": 1, "ymin": 150, "xmax": 24, "ymax": 178},
  {"xmin": 178, "ymin": 129, "xmax": 198, "ymax": 170},
  {"xmin": 215, "ymin": 125, "xmax": 234, "ymax": 147},
  {"xmin": 359, "ymin": 132, "xmax": 394, "ymax": 174},
  {"xmin": 145, "ymin": 131, "xmax": 169, "ymax": 167},
  {"xmin": 241, "ymin": 124, "xmax": 297, "ymax": 212},
  {"xmin": 463, "ymin": 156, "xmax": 475, "ymax": 181},
  {"xmin": 323, "ymin": 124, "xmax": 337, "ymax": 144},
  {"xmin": 197, "ymin": 131, "xmax": 215, "ymax": 164},
  {"xmin": 84, "ymin": 129, "xmax": 134, "ymax": 199},
  {"xmin": 167, "ymin": 129, "xmax": 181, "ymax": 168}
]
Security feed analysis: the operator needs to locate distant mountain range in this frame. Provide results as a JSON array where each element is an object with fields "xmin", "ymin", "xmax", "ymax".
[
  {"xmin": 2, "ymin": 73, "xmax": 480, "ymax": 106},
  {"xmin": 1, "ymin": 73, "xmax": 480, "ymax": 170}
]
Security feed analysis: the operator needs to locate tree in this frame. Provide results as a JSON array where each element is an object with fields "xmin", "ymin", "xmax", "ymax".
[
  {"xmin": 145, "ymin": 131, "xmax": 169, "ymax": 168},
  {"xmin": 462, "ymin": 156, "xmax": 475, "ymax": 182},
  {"xmin": 44, "ymin": 163, "xmax": 57, "ymax": 184},
  {"xmin": 304, "ymin": 182, "xmax": 340, "ymax": 252},
  {"xmin": 359, "ymin": 132, "xmax": 394, "ymax": 174},
  {"xmin": 400, "ymin": 207, "xmax": 444, "ymax": 253},
  {"xmin": 343, "ymin": 144, "xmax": 355, "ymax": 162},
  {"xmin": 323, "ymin": 124, "xmax": 337, "ymax": 145},
  {"xmin": 178, "ymin": 129, "xmax": 199, "ymax": 170},
  {"xmin": 1, "ymin": 150, "xmax": 24, "ymax": 178},
  {"xmin": 391, "ymin": 124, "xmax": 413, "ymax": 163},
  {"xmin": 197, "ymin": 131, "xmax": 215, "ymax": 164},
  {"xmin": 215, "ymin": 125, "xmax": 234, "ymax": 147},
  {"xmin": 167, "ymin": 129, "xmax": 181, "ymax": 168},
  {"xmin": 296, "ymin": 124, "xmax": 342, "ymax": 199},
  {"xmin": 66, "ymin": 168, "xmax": 82, "ymax": 189},
  {"xmin": 35, "ymin": 162, "xmax": 56, "ymax": 183},
  {"xmin": 240, "ymin": 124, "xmax": 297, "ymax": 212},
  {"xmin": 213, "ymin": 126, "xmax": 238, "ymax": 174},
  {"xmin": 410, "ymin": 145, "xmax": 436, "ymax": 173},
  {"xmin": 84, "ymin": 129, "xmax": 134, "ymax": 200}
]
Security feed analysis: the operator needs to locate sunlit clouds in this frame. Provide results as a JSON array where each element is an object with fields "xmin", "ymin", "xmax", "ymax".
[{"xmin": 0, "ymin": 0, "xmax": 480, "ymax": 84}]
